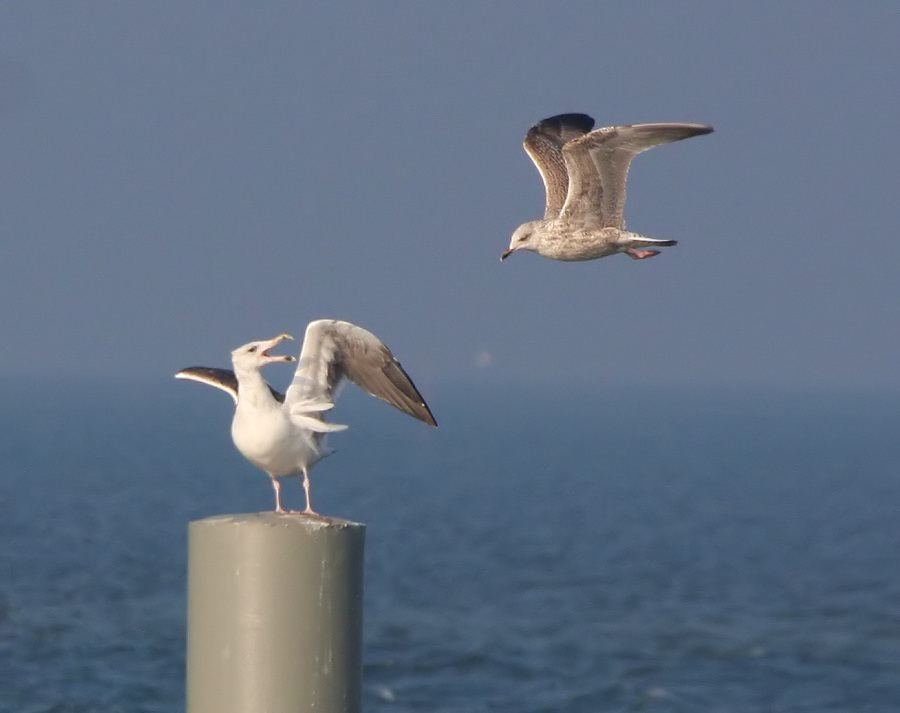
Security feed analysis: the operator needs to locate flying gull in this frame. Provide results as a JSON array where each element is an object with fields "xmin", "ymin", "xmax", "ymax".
[
  {"xmin": 501, "ymin": 113, "xmax": 713, "ymax": 262},
  {"xmin": 175, "ymin": 319, "xmax": 437, "ymax": 515}
]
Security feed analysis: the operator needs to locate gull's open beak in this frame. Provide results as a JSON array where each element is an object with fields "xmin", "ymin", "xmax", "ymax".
[{"xmin": 262, "ymin": 333, "xmax": 295, "ymax": 362}]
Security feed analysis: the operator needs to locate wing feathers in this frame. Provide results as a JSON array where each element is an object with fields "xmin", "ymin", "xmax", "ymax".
[
  {"xmin": 524, "ymin": 113, "xmax": 595, "ymax": 218},
  {"xmin": 175, "ymin": 366, "xmax": 286, "ymax": 404},
  {"xmin": 561, "ymin": 122, "xmax": 713, "ymax": 228},
  {"xmin": 287, "ymin": 320, "xmax": 437, "ymax": 427}
]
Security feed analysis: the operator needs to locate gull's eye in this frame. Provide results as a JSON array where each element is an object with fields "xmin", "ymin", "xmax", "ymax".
[{"xmin": 247, "ymin": 346, "xmax": 258, "ymax": 353}]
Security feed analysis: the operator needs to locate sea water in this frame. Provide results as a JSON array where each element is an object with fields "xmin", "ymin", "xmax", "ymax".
[{"xmin": 1, "ymin": 378, "xmax": 898, "ymax": 712}]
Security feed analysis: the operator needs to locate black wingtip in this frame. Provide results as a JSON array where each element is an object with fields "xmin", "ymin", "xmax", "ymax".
[
  {"xmin": 420, "ymin": 403, "xmax": 438, "ymax": 428},
  {"xmin": 530, "ymin": 113, "xmax": 595, "ymax": 138}
]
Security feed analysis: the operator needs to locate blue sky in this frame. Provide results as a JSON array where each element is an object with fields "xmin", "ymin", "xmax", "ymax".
[{"xmin": 2, "ymin": 3, "xmax": 898, "ymax": 389}]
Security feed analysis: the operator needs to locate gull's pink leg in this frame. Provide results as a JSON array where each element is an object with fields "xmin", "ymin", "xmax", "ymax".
[
  {"xmin": 626, "ymin": 248, "xmax": 661, "ymax": 260},
  {"xmin": 271, "ymin": 477, "xmax": 286, "ymax": 514},
  {"xmin": 301, "ymin": 468, "xmax": 316, "ymax": 515}
]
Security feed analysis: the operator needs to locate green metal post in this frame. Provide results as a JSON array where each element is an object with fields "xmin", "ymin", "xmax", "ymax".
[{"xmin": 186, "ymin": 513, "xmax": 365, "ymax": 713}]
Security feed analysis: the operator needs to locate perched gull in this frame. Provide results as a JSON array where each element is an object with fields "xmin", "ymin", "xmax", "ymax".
[
  {"xmin": 501, "ymin": 113, "xmax": 713, "ymax": 262},
  {"xmin": 175, "ymin": 319, "xmax": 437, "ymax": 515}
]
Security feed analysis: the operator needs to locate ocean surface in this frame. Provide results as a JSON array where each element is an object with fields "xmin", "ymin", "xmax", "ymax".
[{"xmin": 1, "ymin": 378, "xmax": 898, "ymax": 712}]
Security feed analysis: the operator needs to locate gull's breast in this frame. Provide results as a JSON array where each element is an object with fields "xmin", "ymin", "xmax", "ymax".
[{"xmin": 231, "ymin": 406, "xmax": 320, "ymax": 477}]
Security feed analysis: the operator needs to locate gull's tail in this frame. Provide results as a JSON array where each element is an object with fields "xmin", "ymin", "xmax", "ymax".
[
  {"xmin": 620, "ymin": 231, "xmax": 678, "ymax": 248},
  {"xmin": 638, "ymin": 238, "xmax": 677, "ymax": 247}
]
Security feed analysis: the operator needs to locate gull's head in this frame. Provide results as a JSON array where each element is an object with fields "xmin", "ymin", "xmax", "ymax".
[
  {"xmin": 231, "ymin": 333, "xmax": 295, "ymax": 371},
  {"xmin": 501, "ymin": 223, "xmax": 539, "ymax": 261}
]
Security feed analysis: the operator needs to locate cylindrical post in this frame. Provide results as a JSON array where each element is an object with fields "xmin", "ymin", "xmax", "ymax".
[{"xmin": 186, "ymin": 513, "xmax": 365, "ymax": 713}]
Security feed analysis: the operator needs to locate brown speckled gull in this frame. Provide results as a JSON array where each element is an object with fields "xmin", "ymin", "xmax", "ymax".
[{"xmin": 502, "ymin": 113, "xmax": 713, "ymax": 262}]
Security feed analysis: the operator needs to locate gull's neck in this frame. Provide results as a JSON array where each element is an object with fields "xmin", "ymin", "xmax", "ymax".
[{"xmin": 233, "ymin": 364, "xmax": 278, "ymax": 410}]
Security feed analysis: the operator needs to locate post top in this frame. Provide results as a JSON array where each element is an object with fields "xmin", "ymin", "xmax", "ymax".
[{"xmin": 191, "ymin": 512, "xmax": 365, "ymax": 531}]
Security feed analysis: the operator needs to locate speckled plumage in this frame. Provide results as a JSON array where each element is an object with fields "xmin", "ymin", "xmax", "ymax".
[{"xmin": 502, "ymin": 114, "xmax": 713, "ymax": 262}]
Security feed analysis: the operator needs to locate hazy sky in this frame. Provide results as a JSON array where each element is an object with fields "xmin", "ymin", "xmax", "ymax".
[{"xmin": 2, "ymin": 3, "xmax": 898, "ymax": 389}]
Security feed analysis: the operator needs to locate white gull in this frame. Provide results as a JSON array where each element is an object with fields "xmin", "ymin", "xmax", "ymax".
[
  {"xmin": 501, "ymin": 113, "xmax": 713, "ymax": 262},
  {"xmin": 175, "ymin": 319, "xmax": 437, "ymax": 515}
]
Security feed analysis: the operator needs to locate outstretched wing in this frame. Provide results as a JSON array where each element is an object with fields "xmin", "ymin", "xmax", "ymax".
[
  {"xmin": 175, "ymin": 366, "xmax": 285, "ymax": 404},
  {"xmin": 561, "ymin": 122, "xmax": 713, "ymax": 228},
  {"xmin": 285, "ymin": 319, "xmax": 437, "ymax": 427},
  {"xmin": 523, "ymin": 113, "xmax": 595, "ymax": 219}
]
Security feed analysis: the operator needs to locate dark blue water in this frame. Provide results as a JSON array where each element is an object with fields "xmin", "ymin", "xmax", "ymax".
[{"xmin": 1, "ymin": 379, "xmax": 899, "ymax": 712}]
